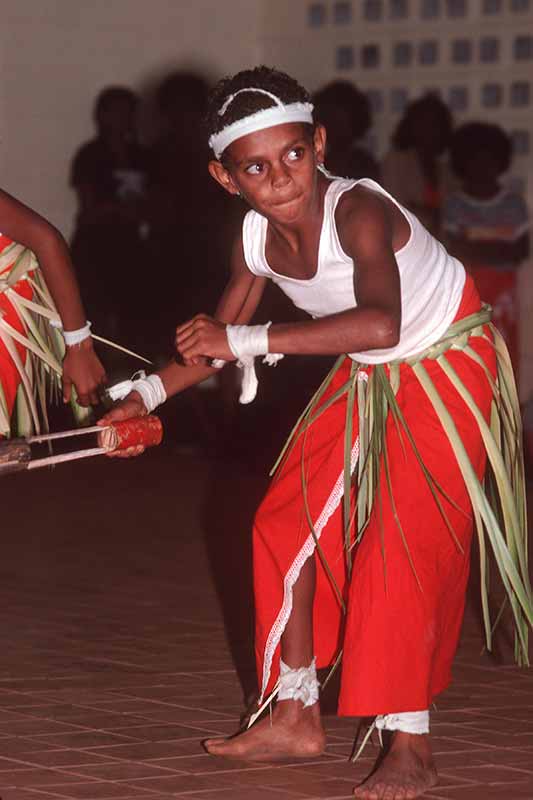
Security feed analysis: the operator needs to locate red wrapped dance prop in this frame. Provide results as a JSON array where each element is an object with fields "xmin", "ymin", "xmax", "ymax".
[
  {"xmin": 97, "ymin": 416, "xmax": 163, "ymax": 452},
  {"xmin": 0, "ymin": 415, "xmax": 163, "ymax": 477}
]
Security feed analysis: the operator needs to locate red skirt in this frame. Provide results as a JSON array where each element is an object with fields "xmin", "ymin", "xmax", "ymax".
[
  {"xmin": 253, "ymin": 276, "xmax": 496, "ymax": 716},
  {"xmin": 0, "ymin": 234, "xmax": 34, "ymax": 422}
]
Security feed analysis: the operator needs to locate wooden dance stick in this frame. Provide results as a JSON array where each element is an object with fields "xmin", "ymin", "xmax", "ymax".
[{"xmin": 0, "ymin": 416, "xmax": 163, "ymax": 476}]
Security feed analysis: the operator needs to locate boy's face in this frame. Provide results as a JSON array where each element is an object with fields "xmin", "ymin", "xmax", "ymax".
[{"xmin": 209, "ymin": 123, "xmax": 326, "ymax": 224}]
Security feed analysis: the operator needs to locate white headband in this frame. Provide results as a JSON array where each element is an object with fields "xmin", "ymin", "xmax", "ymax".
[{"xmin": 208, "ymin": 87, "xmax": 314, "ymax": 160}]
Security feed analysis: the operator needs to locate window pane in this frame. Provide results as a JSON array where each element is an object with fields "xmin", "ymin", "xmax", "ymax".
[
  {"xmin": 364, "ymin": 0, "xmax": 383, "ymax": 19},
  {"xmin": 481, "ymin": 83, "xmax": 503, "ymax": 107},
  {"xmin": 393, "ymin": 41, "xmax": 413, "ymax": 65},
  {"xmin": 452, "ymin": 39, "xmax": 472, "ymax": 63},
  {"xmin": 511, "ymin": 0, "xmax": 530, "ymax": 11},
  {"xmin": 367, "ymin": 89, "xmax": 384, "ymax": 112},
  {"xmin": 480, "ymin": 37, "xmax": 500, "ymax": 62},
  {"xmin": 512, "ymin": 130, "xmax": 530, "ymax": 155},
  {"xmin": 362, "ymin": 44, "xmax": 380, "ymax": 67},
  {"xmin": 390, "ymin": 0, "xmax": 409, "ymax": 18},
  {"xmin": 390, "ymin": 88, "xmax": 409, "ymax": 112},
  {"xmin": 336, "ymin": 45, "xmax": 355, "ymax": 69},
  {"xmin": 510, "ymin": 81, "xmax": 531, "ymax": 106},
  {"xmin": 334, "ymin": 1, "xmax": 352, "ymax": 23},
  {"xmin": 514, "ymin": 36, "xmax": 533, "ymax": 59},
  {"xmin": 419, "ymin": 40, "xmax": 439, "ymax": 64},
  {"xmin": 420, "ymin": 0, "xmax": 441, "ymax": 17},
  {"xmin": 448, "ymin": 85, "xmax": 469, "ymax": 110},
  {"xmin": 446, "ymin": 0, "xmax": 467, "ymax": 15},
  {"xmin": 308, "ymin": 3, "xmax": 326, "ymax": 26},
  {"xmin": 482, "ymin": 0, "xmax": 501, "ymax": 11}
]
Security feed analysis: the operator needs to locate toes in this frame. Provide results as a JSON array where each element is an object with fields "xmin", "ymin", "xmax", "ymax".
[{"xmin": 203, "ymin": 737, "xmax": 226, "ymax": 752}]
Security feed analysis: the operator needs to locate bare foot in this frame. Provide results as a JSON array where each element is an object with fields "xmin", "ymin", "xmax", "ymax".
[
  {"xmin": 353, "ymin": 731, "xmax": 438, "ymax": 799},
  {"xmin": 203, "ymin": 699, "xmax": 325, "ymax": 762}
]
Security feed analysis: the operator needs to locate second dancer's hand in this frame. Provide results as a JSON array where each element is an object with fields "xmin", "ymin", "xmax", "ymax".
[
  {"xmin": 62, "ymin": 338, "xmax": 107, "ymax": 406},
  {"xmin": 175, "ymin": 314, "xmax": 235, "ymax": 366},
  {"xmin": 97, "ymin": 391, "xmax": 147, "ymax": 459}
]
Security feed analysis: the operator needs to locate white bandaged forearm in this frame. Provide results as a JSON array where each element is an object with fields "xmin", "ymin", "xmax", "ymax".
[
  {"xmin": 211, "ymin": 322, "xmax": 284, "ymax": 404},
  {"xmin": 278, "ymin": 658, "xmax": 319, "ymax": 708},
  {"xmin": 50, "ymin": 319, "xmax": 92, "ymax": 346},
  {"xmin": 107, "ymin": 372, "xmax": 166, "ymax": 413},
  {"xmin": 376, "ymin": 710, "xmax": 429, "ymax": 735}
]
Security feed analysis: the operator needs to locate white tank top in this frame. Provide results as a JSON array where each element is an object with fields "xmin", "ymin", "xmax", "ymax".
[{"xmin": 242, "ymin": 178, "xmax": 466, "ymax": 364}]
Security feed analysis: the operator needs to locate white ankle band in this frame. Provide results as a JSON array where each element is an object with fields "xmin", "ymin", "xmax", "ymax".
[
  {"xmin": 278, "ymin": 658, "xmax": 319, "ymax": 708},
  {"xmin": 376, "ymin": 711, "xmax": 429, "ymax": 735},
  {"xmin": 212, "ymin": 322, "xmax": 283, "ymax": 404}
]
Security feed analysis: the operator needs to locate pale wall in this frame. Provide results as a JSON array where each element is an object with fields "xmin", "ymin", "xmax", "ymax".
[{"xmin": 0, "ymin": 0, "xmax": 262, "ymax": 235}]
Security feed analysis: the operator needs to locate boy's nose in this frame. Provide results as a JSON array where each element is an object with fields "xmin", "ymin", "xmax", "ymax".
[{"xmin": 271, "ymin": 164, "xmax": 291, "ymax": 189}]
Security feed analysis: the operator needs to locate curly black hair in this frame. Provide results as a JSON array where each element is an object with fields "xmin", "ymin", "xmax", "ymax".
[
  {"xmin": 205, "ymin": 65, "xmax": 312, "ymax": 149},
  {"xmin": 450, "ymin": 122, "xmax": 512, "ymax": 178}
]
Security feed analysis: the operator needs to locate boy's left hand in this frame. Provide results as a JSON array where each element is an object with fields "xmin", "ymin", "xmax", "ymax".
[
  {"xmin": 175, "ymin": 314, "xmax": 235, "ymax": 366},
  {"xmin": 62, "ymin": 339, "xmax": 107, "ymax": 406}
]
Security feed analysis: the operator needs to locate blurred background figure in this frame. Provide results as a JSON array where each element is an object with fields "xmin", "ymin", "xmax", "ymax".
[
  {"xmin": 70, "ymin": 87, "xmax": 149, "ymax": 357},
  {"xmin": 312, "ymin": 80, "xmax": 379, "ymax": 181},
  {"xmin": 443, "ymin": 122, "xmax": 530, "ymax": 381},
  {"xmin": 146, "ymin": 70, "xmax": 231, "ymax": 359},
  {"xmin": 146, "ymin": 70, "xmax": 239, "ymax": 450},
  {"xmin": 382, "ymin": 93, "xmax": 454, "ymax": 236}
]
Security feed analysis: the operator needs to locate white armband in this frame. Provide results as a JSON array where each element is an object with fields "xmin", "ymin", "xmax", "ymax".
[
  {"xmin": 50, "ymin": 319, "xmax": 92, "ymax": 346},
  {"xmin": 211, "ymin": 322, "xmax": 283, "ymax": 404},
  {"xmin": 106, "ymin": 372, "xmax": 167, "ymax": 413}
]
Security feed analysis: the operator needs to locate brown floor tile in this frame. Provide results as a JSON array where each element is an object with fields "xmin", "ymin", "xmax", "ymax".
[{"xmin": 0, "ymin": 451, "xmax": 532, "ymax": 799}]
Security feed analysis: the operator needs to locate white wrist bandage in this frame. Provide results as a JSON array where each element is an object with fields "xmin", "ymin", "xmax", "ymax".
[
  {"xmin": 51, "ymin": 319, "xmax": 92, "ymax": 346},
  {"xmin": 376, "ymin": 710, "xmax": 429, "ymax": 735},
  {"xmin": 107, "ymin": 372, "xmax": 166, "ymax": 413},
  {"xmin": 278, "ymin": 658, "xmax": 319, "ymax": 708},
  {"xmin": 211, "ymin": 322, "xmax": 284, "ymax": 404}
]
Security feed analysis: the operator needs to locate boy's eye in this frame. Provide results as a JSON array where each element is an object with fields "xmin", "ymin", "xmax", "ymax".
[
  {"xmin": 287, "ymin": 147, "xmax": 305, "ymax": 162},
  {"xmin": 245, "ymin": 163, "xmax": 264, "ymax": 175}
]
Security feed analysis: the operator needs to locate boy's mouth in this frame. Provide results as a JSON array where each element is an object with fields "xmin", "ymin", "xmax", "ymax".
[{"xmin": 274, "ymin": 194, "xmax": 301, "ymax": 208}]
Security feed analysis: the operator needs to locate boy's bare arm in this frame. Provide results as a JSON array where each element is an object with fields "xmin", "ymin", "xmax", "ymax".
[
  {"xmin": 176, "ymin": 191, "xmax": 402, "ymax": 365},
  {"xmin": 268, "ymin": 192, "xmax": 402, "ymax": 356}
]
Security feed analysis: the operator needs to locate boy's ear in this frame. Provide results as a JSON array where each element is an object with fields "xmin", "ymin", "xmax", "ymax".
[
  {"xmin": 208, "ymin": 160, "xmax": 240, "ymax": 196},
  {"xmin": 313, "ymin": 124, "xmax": 327, "ymax": 165}
]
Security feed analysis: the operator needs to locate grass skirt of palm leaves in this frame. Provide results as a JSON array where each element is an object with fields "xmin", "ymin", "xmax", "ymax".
[
  {"xmin": 270, "ymin": 305, "xmax": 531, "ymax": 681},
  {"xmin": 0, "ymin": 243, "xmax": 150, "ymax": 437}
]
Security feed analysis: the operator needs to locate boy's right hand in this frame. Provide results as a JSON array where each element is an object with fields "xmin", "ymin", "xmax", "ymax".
[{"xmin": 97, "ymin": 391, "xmax": 147, "ymax": 458}]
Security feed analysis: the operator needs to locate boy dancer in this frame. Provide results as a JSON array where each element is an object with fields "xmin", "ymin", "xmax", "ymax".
[{"xmin": 101, "ymin": 67, "xmax": 530, "ymax": 799}]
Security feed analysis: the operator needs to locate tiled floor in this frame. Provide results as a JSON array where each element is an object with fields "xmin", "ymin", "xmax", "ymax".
[{"xmin": 0, "ymin": 442, "xmax": 532, "ymax": 799}]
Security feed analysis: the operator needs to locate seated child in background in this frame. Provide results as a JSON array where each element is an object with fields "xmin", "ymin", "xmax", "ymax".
[{"xmin": 443, "ymin": 122, "xmax": 530, "ymax": 379}]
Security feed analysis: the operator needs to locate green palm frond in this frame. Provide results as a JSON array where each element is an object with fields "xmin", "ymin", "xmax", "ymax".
[{"xmin": 272, "ymin": 306, "xmax": 530, "ymax": 675}]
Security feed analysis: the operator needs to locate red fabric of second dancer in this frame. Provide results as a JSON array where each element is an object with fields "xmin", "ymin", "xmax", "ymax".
[
  {"xmin": 0, "ymin": 234, "xmax": 34, "ymax": 421},
  {"xmin": 253, "ymin": 276, "xmax": 496, "ymax": 716}
]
